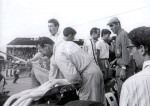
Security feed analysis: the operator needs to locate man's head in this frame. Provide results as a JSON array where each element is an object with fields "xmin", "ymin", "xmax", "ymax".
[
  {"xmin": 36, "ymin": 37, "xmax": 54, "ymax": 58},
  {"xmin": 63, "ymin": 27, "xmax": 76, "ymax": 41},
  {"xmin": 107, "ymin": 17, "xmax": 121, "ymax": 34},
  {"xmin": 101, "ymin": 29, "xmax": 111, "ymax": 42},
  {"xmin": 48, "ymin": 19, "xmax": 59, "ymax": 36},
  {"xmin": 90, "ymin": 27, "xmax": 100, "ymax": 41},
  {"xmin": 128, "ymin": 26, "xmax": 150, "ymax": 68}
]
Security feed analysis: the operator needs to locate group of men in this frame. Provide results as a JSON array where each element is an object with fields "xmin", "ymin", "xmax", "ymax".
[{"xmin": 29, "ymin": 17, "xmax": 150, "ymax": 106}]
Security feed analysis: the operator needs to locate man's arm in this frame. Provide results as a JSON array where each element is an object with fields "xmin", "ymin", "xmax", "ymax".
[
  {"xmin": 120, "ymin": 32, "xmax": 130, "ymax": 80},
  {"xmin": 30, "ymin": 52, "xmax": 43, "ymax": 62},
  {"xmin": 49, "ymin": 55, "xmax": 64, "ymax": 80},
  {"xmin": 56, "ymin": 53, "xmax": 82, "ymax": 84},
  {"xmin": 121, "ymin": 33, "xmax": 130, "ymax": 66}
]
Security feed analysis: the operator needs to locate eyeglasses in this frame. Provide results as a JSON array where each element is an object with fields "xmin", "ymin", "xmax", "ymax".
[{"xmin": 127, "ymin": 46, "xmax": 136, "ymax": 51}]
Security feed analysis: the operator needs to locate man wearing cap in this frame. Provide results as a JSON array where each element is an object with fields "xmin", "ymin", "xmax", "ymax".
[{"xmin": 107, "ymin": 17, "xmax": 135, "ymax": 97}]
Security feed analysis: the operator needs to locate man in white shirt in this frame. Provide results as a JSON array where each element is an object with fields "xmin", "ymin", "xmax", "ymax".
[
  {"xmin": 96, "ymin": 29, "xmax": 113, "ymax": 80},
  {"xmin": 120, "ymin": 26, "xmax": 150, "ymax": 106},
  {"xmin": 30, "ymin": 18, "xmax": 64, "ymax": 88},
  {"xmin": 83, "ymin": 27, "xmax": 100, "ymax": 65},
  {"xmin": 48, "ymin": 18, "xmax": 64, "ymax": 43},
  {"xmin": 49, "ymin": 27, "xmax": 76, "ymax": 80}
]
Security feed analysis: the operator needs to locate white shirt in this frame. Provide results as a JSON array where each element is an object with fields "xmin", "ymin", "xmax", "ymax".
[
  {"xmin": 120, "ymin": 60, "xmax": 150, "ymax": 106},
  {"xmin": 83, "ymin": 39, "xmax": 98, "ymax": 64},
  {"xmin": 49, "ymin": 30, "xmax": 64, "ymax": 44},
  {"xmin": 53, "ymin": 41, "xmax": 105, "ymax": 103},
  {"xmin": 96, "ymin": 38, "xmax": 109, "ymax": 59}
]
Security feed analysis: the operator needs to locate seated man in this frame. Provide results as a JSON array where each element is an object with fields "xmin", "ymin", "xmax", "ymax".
[{"xmin": 36, "ymin": 27, "xmax": 106, "ymax": 105}]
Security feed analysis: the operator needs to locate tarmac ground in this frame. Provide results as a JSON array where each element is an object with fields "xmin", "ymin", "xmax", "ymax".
[{"xmin": 5, "ymin": 76, "xmax": 32, "ymax": 96}]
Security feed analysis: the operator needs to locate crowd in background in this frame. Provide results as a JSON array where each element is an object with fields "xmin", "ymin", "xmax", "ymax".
[{"xmin": 7, "ymin": 48, "xmax": 37, "ymax": 61}]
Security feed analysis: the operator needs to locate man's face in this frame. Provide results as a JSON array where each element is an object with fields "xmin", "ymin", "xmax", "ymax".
[
  {"xmin": 37, "ymin": 44, "xmax": 53, "ymax": 58},
  {"xmin": 103, "ymin": 34, "xmax": 110, "ymax": 42},
  {"xmin": 109, "ymin": 23, "xmax": 119, "ymax": 34},
  {"xmin": 67, "ymin": 34, "xmax": 75, "ymax": 41},
  {"xmin": 128, "ymin": 39, "xmax": 144, "ymax": 68},
  {"xmin": 92, "ymin": 31, "xmax": 100, "ymax": 41},
  {"xmin": 48, "ymin": 23, "xmax": 58, "ymax": 35}
]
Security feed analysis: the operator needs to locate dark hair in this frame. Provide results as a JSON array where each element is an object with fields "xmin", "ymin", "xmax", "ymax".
[
  {"xmin": 90, "ymin": 27, "xmax": 100, "ymax": 35},
  {"xmin": 36, "ymin": 37, "xmax": 54, "ymax": 48},
  {"xmin": 63, "ymin": 27, "xmax": 76, "ymax": 37},
  {"xmin": 48, "ymin": 18, "xmax": 59, "ymax": 27},
  {"xmin": 128, "ymin": 26, "xmax": 150, "ymax": 55},
  {"xmin": 111, "ymin": 36, "xmax": 116, "ymax": 40},
  {"xmin": 101, "ymin": 29, "xmax": 111, "ymax": 37}
]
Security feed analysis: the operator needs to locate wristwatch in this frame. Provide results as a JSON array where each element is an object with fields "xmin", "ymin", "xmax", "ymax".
[{"xmin": 121, "ymin": 66, "xmax": 126, "ymax": 69}]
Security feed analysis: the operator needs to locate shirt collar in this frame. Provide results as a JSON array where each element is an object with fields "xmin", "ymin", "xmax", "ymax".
[
  {"xmin": 142, "ymin": 60, "xmax": 150, "ymax": 70},
  {"xmin": 50, "ymin": 30, "xmax": 60, "ymax": 37},
  {"xmin": 90, "ymin": 38, "xmax": 97, "ymax": 43}
]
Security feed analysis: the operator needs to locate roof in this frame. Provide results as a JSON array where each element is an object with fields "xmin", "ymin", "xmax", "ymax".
[
  {"xmin": 7, "ymin": 37, "xmax": 84, "ymax": 46},
  {"xmin": 0, "ymin": 56, "xmax": 4, "ymax": 60},
  {"xmin": 7, "ymin": 38, "xmax": 38, "ymax": 45},
  {"xmin": 0, "ymin": 56, "xmax": 4, "ymax": 61}
]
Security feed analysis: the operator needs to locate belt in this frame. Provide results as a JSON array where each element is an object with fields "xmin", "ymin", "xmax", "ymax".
[{"xmin": 100, "ymin": 58, "xmax": 108, "ymax": 60}]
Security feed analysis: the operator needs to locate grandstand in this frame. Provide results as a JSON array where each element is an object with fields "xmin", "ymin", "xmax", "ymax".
[
  {"xmin": 7, "ymin": 38, "xmax": 38, "ymax": 61},
  {"xmin": 3, "ymin": 38, "xmax": 38, "ymax": 77},
  {"xmin": 0, "ymin": 56, "xmax": 4, "ymax": 73}
]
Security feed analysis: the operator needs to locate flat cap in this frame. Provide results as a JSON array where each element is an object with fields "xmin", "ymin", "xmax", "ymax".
[{"xmin": 107, "ymin": 17, "xmax": 120, "ymax": 25}]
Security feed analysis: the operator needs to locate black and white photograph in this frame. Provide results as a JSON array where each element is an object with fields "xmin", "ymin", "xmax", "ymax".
[{"xmin": 0, "ymin": 0, "xmax": 150, "ymax": 106}]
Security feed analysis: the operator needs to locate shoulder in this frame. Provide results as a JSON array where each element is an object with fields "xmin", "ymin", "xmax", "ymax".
[
  {"xmin": 96, "ymin": 39, "xmax": 103, "ymax": 45},
  {"xmin": 120, "ymin": 29, "xmax": 128, "ymax": 36},
  {"xmin": 60, "ymin": 41, "xmax": 80, "ymax": 54},
  {"xmin": 84, "ymin": 39, "xmax": 90, "ymax": 44},
  {"xmin": 83, "ymin": 39, "xmax": 92, "ymax": 47},
  {"xmin": 123, "ymin": 70, "xmax": 149, "ymax": 86}
]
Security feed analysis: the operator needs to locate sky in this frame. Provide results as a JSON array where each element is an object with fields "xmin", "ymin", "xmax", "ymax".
[{"xmin": 0, "ymin": 0, "xmax": 150, "ymax": 57}]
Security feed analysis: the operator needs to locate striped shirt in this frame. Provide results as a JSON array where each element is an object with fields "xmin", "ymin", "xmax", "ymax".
[{"xmin": 119, "ymin": 60, "xmax": 150, "ymax": 106}]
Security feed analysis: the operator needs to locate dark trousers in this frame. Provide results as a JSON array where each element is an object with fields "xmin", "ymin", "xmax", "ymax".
[
  {"xmin": 98, "ymin": 59, "xmax": 110, "ymax": 80},
  {"xmin": 13, "ymin": 74, "xmax": 19, "ymax": 83}
]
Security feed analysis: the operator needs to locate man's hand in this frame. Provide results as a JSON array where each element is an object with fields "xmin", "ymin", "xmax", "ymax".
[
  {"xmin": 26, "ymin": 61, "xmax": 33, "ymax": 70},
  {"xmin": 120, "ymin": 68, "xmax": 126, "ymax": 81}
]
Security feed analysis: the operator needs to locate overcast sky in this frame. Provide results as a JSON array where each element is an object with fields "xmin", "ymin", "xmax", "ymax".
[{"xmin": 0, "ymin": 0, "xmax": 150, "ymax": 56}]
